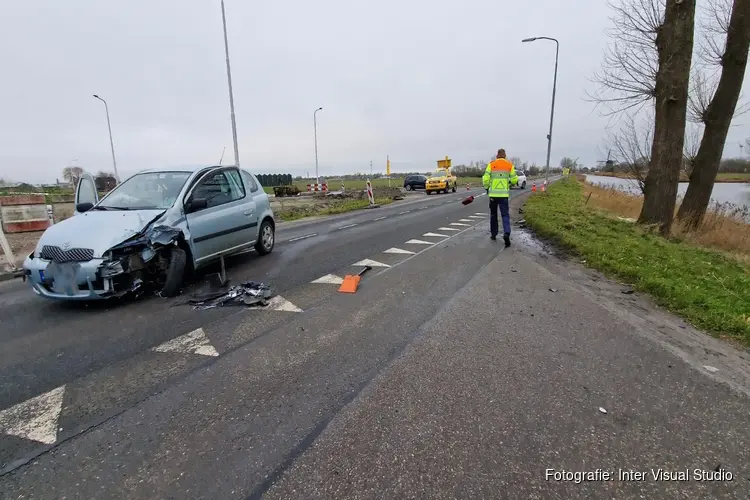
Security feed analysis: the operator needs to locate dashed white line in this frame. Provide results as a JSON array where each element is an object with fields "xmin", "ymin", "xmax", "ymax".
[
  {"xmin": 373, "ymin": 216, "xmax": 387, "ymax": 221},
  {"xmin": 405, "ymin": 239, "xmax": 434, "ymax": 245},
  {"xmin": 469, "ymin": 215, "xmax": 485, "ymax": 219},
  {"xmin": 353, "ymin": 259, "xmax": 390, "ymax": 267},
  {"xmin": 423, "ymin": 232, "xmax": 449, "ymax": 238},
  {"xmin": 438, "ymin": 227, "xmax": 460, "ymax": 231},
  {"xmin": 288, "ymin": 233, "xmax": 317, "ymax": 242},
  {"xmin": 449, "ymin": 223, "xmax": 470, "ymax": 227},
  {"xmin": 152, "ymin": 328, "xmax": 219, "ymax": 357},
  {"xmin": 397, "ymin": 210, "xmax": 411, "ymax": 215},
  {"xmin": 337, "ymin": 223, "xmax": 358, "ymax": 230},
  {"xmin": 312, "ymin": 274, "xmax": 344, "ymax": 284},
  {"xmin": 384, "ymin": 247, "xmax": 415, "ymax": 255},
  {"xmin": 458, "ymin": 219, "xmax": 473, "ymax": 222},
  {"xmin": 0, "ymin": 386, "xmax": 66, "ymax": 445}
]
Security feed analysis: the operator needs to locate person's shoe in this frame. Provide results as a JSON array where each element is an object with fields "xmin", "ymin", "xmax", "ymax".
[
  {"xmin": 503, "ymin": 233, "xmax": 511, "ymax": 247},
  {"xmin": 490, "ymin": 234, "xmax": 497, "ymax": 241}
]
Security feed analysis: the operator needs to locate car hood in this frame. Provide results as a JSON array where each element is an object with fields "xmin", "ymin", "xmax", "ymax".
[
  {"xmin": 427, "ymin": 175, "xmax": 447, "ymax": 181},
  {"xmin": 37, "ymin": 209, "xmax": 166, "ymax": 258}
]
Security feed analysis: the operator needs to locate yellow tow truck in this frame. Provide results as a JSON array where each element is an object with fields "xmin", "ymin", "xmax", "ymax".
[{"xmin": 425, "ymin": 156, "xmax": 458, "ymax": 194}]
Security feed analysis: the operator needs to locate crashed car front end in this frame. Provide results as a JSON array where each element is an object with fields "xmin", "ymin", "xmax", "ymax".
[{"xmin": 24, "ymin": 224, "xmax": 184, "ymax": 301}]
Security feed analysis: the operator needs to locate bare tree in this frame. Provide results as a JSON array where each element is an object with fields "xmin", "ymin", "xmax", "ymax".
[
  {"xmin": 682, "ymin": 122, "xmax": 703, "ymax": 178},
  {"xmin": 677, "ymin": 0, "xmax": 750, "ymax": 229},
  {"xmin": 62, "ymin": 166, "xmax": 84, "ymax": 186},
  {"xmin": 637, "ymin": 0, "xmax": 697, "ymax": 234},
  {"xmin": 604, "ymin": 113, "xmax": 653, "ymax": 192},
  {"xmin": 587, "ymin": 0, "xmax": 663, "ymax": 116}
]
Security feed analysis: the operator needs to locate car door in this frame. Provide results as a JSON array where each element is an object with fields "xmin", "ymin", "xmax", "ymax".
[
  {"xmin": 74, "ymin": 172, "xmax": 99, "ymax": 215},
  {"xmin": 184, "ymin": 167, "xmax": 257, "ymax": 265},
  {"xmin": 240, "ymin": 169, "xmax": 266, "ymax": 241}
]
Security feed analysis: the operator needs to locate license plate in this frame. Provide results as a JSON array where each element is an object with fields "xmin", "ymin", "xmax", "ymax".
[{"xmin": 39, "ymin": 270, "xmax": 45, "ymax": 280}]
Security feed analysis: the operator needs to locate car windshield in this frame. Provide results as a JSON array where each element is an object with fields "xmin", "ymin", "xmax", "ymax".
[
  {"xmin": 95, "ymin": 171, "xmax": 191, "ymax": 210},
  {"xmin": 430, "ymin": 172, "xmax": 446, "ymax": 178}
]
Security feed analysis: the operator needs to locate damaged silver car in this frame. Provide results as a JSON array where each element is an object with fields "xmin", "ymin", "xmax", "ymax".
[{"xmin": 23, "ymin": 165, "xmax": 276, "ymax": 300}]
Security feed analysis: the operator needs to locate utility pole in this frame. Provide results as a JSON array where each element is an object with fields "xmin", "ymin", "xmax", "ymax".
[
  {"xmin": 92, "ymin": 95, "xmax": 120, "ymax": 183},
  {"xmin": 522, "ymin": 36, "xmax": 559, "ymax": 185},
  {"xmin": 221, "ymin": 0, "xmax": 240, "ymax": 168},
  {"xmin": 314, "ymin": 107, "xmax": 323, "ymax": 183},
  {"xmin": 370, "ymin": 160, "xmax": 373, "ymax": 178}
]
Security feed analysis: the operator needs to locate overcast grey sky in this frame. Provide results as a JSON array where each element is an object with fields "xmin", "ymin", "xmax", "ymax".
[{"xmin": 1, "ymin": 0, "xmax": 748, "ymax": 184}]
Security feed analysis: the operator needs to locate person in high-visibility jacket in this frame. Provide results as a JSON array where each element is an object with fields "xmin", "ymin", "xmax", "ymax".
[{"xmin": 482, "ymin": 149, "xmax": 518, "ymax": 247}]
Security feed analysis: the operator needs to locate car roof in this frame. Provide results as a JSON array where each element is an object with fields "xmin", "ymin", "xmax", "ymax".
[{"xmin": 136, "ymin": 165, "xmax": 222, "ymax": 174}]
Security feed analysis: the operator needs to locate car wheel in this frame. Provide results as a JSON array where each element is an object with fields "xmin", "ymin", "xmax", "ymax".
[
  {"xmin": 521, "ymin": 181, "xmax": 526, "ymax": 189},
  {"xmin": 255, "ymin": 218, "xmax": 275, "ymax": 255},
  {"xmin": 405, "ymin": 184, "xmax": 412, "ymax": 191},
  {"xmin": 161, "ymin": 247, "xmax": 187, "ymax": 298},
  {"xmin": 426, "ymin": 190, "xmax": 431, "ymax": 195}
]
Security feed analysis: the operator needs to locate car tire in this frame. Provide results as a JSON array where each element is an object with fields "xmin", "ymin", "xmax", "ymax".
[
  {"xmin": 255, "ymin": 218, "xmax": 275, "ymax": 256},
  {"xmin": 161, "ymin": 247, "xmax": 186, "ymax": 298},
  {"xmin": 405, "ymin": 184, "xmax": 412, "ymax": 191},
  {"xmin": 426, "ymin": 190, "xmax": 431, "ymax": 195},
  {"xmin": 521, "ymin": 181, "xmax": 526, "ymax": 189}
]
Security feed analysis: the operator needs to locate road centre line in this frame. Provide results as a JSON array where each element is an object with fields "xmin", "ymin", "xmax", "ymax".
[
  {"xmin": 287, "ymin": 233, "xmax": 317, "ymax": 242},
  {"xmin": 372, "ymin": 215, "xmax": 488, "ymax": 278},
  {"xmin": 373, "ymin": 216, "xmax": 387, "ymax": 221},
  {"xmin": 337, "ymin": 223, "xmax": 358, "ymax": 230}
]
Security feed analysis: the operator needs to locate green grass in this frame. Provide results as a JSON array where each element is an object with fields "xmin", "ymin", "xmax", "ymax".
[
  {"xmin": 274, "ymin": 196, "xmax": 395, "ymax": 221},
  {"xmin": 524, "ymin": 177, "xmax": 750, "ymax": 345}
]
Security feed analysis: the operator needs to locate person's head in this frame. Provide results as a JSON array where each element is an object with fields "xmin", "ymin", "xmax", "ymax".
[{"xmin": 497, "ymin": 149, "xmax": 506, "ymax": 159}]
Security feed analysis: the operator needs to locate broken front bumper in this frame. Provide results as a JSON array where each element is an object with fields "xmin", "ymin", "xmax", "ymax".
[{"xmin": 23, "ymin": 254, "xmax": 121, "ymax": 300}]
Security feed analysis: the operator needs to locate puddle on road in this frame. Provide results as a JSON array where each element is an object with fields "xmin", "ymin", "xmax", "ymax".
[{"xmin": 511, "ymin": 226, "xmax": 549, "ymax": 257}]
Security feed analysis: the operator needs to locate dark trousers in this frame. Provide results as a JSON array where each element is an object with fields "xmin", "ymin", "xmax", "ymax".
[{"xmin": 489, "ymin": 196, "xmax": 511, "ymax": 237}]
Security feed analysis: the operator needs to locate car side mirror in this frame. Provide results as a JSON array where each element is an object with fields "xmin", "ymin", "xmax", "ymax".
[
  {"xmin": 76, "ymin": 202, "xmax": 94, "ymax": 213},
  {"xmin": 187, "ymin": 197, "xmax": 208, "ymax": 213}
]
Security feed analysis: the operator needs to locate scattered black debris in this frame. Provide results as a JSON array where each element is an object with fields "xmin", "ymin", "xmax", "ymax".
[
  {"xmin": 188, "ymin": 281, "xmax": 273, "ymax": 310},
  {"xmin": 518, "ymin": 207, "xmax": 524, "ymax": 214},
  {"xmin": 714, "ymin": 463, "xmax": 721, "ymax": 472},
  {"xmin": 511, "ymin": 269, "xmax": 518, "ymax": 272},
  {"xmin": 549, "ymin": 288, "xmax": 558, "ymax": 293},
  {"xmin": 621, "ymin": 288, "xmax": 635, "ymax": 295}
]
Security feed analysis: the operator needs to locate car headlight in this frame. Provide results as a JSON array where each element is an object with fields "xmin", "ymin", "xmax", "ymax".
[{"xmin": 100, "ymin": 260, "xmax": 124, "ymax": 278}]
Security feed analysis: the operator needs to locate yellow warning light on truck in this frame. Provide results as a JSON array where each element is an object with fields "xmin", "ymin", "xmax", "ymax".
[{"xmin": 437, "ymin": 156, "xmax": 451, "ymax": 170}]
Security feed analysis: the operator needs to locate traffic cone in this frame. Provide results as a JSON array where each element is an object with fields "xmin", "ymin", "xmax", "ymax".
[
  {"xmin": 532, "ymin": 182, "xmax": 536, "ymax": 192},
  {"xmin": 466, "ymin": 184, "xmax": 470, "ymax": 191}
]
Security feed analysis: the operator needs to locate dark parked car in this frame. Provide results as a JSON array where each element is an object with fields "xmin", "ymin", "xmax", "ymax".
[{"xmin": 404, "ymin": 175, "xmax": 427, "ymax": 191}]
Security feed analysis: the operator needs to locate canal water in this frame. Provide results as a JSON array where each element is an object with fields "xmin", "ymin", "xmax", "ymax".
[{"xmin": 584, "ymin": 174, "xmax": 750, "ymax": 209}]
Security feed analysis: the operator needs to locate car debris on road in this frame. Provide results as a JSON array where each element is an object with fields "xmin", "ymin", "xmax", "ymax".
[{"xmin": 187, "ymin": 280, "xmax": 274, "ymax": 310}]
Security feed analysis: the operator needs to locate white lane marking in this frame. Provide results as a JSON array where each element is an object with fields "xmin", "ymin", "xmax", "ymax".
[
  {"xmin": 373, "ymin": 216, "xmax": 387, "ymax": 221},
  {"xmin": 384, "ymin": 247, "xmax": 416, "ymax": 255},
  {"xmin": 397, "ymin": 211, "xmax": 411, "ymax": 215},
  {"xmin": 474, "ymin": 213, "xmax": 486, "ymax": 215},
  {"xmin": 469, "ymin": 215, "xmax": 485, "ymax": 218},
  {"xmin": 458, "ymin": 219, "xmax": 473, "ymax": 222},
  {"xmin": 0, "ymin": 386, "xmax": 66, "ymax": 444},
  {"xmin": 337, "ymin": 223, "xmax": 358, "ymax": 230},
  {"xmin": 352, "ymin": 259, "xmax": 390, "ymax": 267},
  {"xmin": 153, "ymin": 328, "xmax": 219, "ymax": 357},
  {"xmin": 423, "ymin": 232, "xmax": 449, "ymax": 238},
  {"xmin": 405, "ymin": 239, "xmax": 434, "ymax": 245},
  {"xmin": 288, "ymin": 233, "xmax": 317, "ymax": 242},
  {"xmin": 449, "ymin": 223, "xmax": 470, "ymax": 227},
  {"xmin": 264, "ymin": 296, "xmax": 303, "ymax": 312},
  {"xmin": 438, "ymin": 227, "xmax": 460, "ymax": 231},
  {"xmin": 312, "ymin": 274, "xmax": 344, "ymax": 285},
  {"xmin": 475, "ymin": 193, "xmax": 486, "ymax": 198},
  {"xmin": 421, "ymin": 206, "xmax": 429, "ymax": 209}
]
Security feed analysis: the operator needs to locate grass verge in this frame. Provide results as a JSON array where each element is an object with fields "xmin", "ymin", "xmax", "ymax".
[
  {"xmin": 274, "ymin": 196, "xmax": 394, "ymax": 222},
  {"xmin": 524, "ymin": 177, "xmax": 750, "ymax": 346}
]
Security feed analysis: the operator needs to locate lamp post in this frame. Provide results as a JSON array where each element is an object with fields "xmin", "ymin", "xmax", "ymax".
[
  {"xmin": 522, "ymin": 36, "xmax": 559, "ymax": 186},
  {"xmin": 92, "ymin": 94, "xmax": 120, "ymax": 183},
  {"xmin": 221, "ymin": 0, "xmax": 240, "ymax": 168},
  {"xmin": 314, "ymin": 107, "xmax": 323, "ymax": 183}
]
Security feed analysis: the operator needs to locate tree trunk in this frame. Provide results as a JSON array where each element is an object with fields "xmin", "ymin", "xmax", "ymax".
[
  {"xmin": 638, "ymin": 0, "xmax": 697, "ymax": 235},
  {"xmin": 676, "ymin": 0, "xmax": 750, "ymax": 230}
]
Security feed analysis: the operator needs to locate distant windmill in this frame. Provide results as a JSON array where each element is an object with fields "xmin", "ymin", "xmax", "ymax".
[
  {"xmin": 740, "ymin": 142, "xmax": 744, "ymax": 158},
  {"xmin": 597, "ymin": 150, "xmax": 615, "ymax": 170}
]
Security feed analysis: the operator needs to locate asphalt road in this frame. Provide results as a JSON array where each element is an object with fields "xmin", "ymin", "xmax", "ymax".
[
  {"xmin": 2, "ymin": 179, "xmax": 749, "ymax": 499},
  {"xmin": 0, "ymin": 186, "xmax": 492, "ymax": 470}
]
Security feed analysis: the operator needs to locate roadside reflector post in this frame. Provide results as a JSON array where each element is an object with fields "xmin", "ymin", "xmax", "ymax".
[{"xmin": 366, "ymin": 179, "xmax": 375, "ymax": 207}]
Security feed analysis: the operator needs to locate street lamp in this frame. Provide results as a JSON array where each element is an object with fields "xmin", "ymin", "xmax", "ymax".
[
  {"xmin": 314, "ymin": 107, "xmax": 323, "ymax": 183},
  {"xmin": 221, "ymin": 0, "xmax": 240, "ymax": 168},
  {"xmin": 522, "ymin": 36, "xmax": 559, "ymax": 186},
  {"xmin": 92, "ymin": 94, "xmax": 120, "ymax": 183}
]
